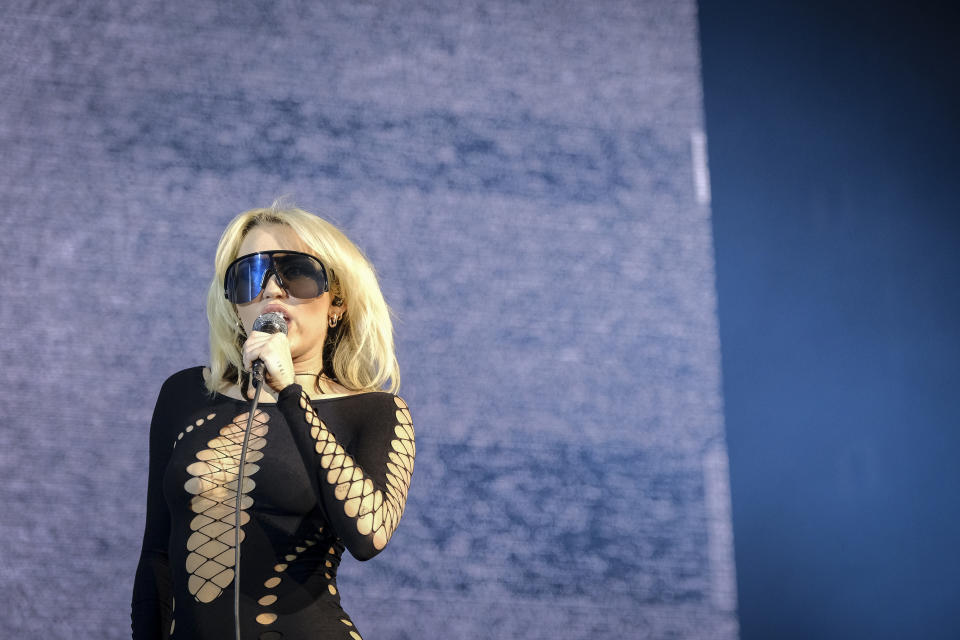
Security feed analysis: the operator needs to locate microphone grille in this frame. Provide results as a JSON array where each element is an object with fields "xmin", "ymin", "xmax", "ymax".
[{"xmin": 252, "ymin": 312, "xmax": 288, "ymax": 335}]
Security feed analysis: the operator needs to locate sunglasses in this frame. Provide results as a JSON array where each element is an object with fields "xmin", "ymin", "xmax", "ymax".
[{"xmin": 224, "ymin": 250, "xmax": 330, "ymax": 303}]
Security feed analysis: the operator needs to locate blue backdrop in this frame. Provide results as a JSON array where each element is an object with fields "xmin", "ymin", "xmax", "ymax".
[
  {"xmin": 700, "ymin": 1, "xmax": 960, "ymax": 638},
  {"xmin": 0, "ymin": 1, "xmax": 736, "ymax": 639}
]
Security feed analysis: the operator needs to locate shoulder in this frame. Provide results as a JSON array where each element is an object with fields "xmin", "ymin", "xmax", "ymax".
[
  {"xmin": 322, "ymin": 391, "xmax": 409, "ymax": 416},
  {"xmin": 157, "ymin": 366, "xmax": 208, "ymax": 400},
  {"xmin": 147, "ymin": 367, "xmax": 208, "ymax": 453},
  {"xmin": 150, "ymin": 367, "xmax": 212, "ymax": 428},
  {"xmin": 317, "ymin": 392, "xmax": 414, "ymax": 437},
  {"xmin": 321, "ymin": 393, "xmax": 414, "ymax": 461}
]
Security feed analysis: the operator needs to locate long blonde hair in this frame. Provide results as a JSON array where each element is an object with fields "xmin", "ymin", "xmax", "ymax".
[{"xmin": 205, "ymin": 201, "xmax": 400, "ymax": 394}]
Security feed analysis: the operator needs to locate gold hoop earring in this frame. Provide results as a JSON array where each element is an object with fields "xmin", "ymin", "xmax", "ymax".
[{"xmin": 328, "ymin": 313, "xmax": 340, "ymax": 328}]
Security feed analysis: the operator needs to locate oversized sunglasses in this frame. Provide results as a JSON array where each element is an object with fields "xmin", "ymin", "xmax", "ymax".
[{"xmin": 224, "ymin": 250, "xmax": 330, "ymax": 303}]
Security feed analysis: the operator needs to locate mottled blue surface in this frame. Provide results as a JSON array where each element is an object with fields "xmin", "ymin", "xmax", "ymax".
[{"xmin": 0, "ymin": 1, "xmax": 735, "ymax": 638}]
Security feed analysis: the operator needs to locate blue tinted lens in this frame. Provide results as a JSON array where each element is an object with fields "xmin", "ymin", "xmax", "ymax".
[{"xmin": 226, "ymin": 254, "xmax": 272, "ymax": 303}]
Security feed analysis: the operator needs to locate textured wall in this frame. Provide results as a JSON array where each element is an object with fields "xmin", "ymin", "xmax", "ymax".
[{"xmin": 0, "ymin": 1, "xmax": 736, "ymax": 638}]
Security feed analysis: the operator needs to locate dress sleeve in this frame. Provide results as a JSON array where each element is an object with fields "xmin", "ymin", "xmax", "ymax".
[
  {"xmin": 131, "ymin": 378, "xmax": 176, "ymax": 639},
  {"xmin": 276, "ymin": 384, "xmax": 415, "ymax": 561}
]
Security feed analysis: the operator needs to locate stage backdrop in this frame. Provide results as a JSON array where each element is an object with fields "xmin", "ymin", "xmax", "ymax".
[{"xmin": 0, "ymin": 1, "xmax": 736, "ymax": 638}]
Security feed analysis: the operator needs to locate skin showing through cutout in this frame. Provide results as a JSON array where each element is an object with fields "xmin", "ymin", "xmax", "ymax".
[{"xmin": 182, "ymin": 410, "xmax": 268, "ymax": 603}]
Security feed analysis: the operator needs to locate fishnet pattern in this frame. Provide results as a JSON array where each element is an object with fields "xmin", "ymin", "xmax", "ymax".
[
  {"xmin": 182, "ymin": 410, "xmax": 268, "ymax": 603},
  {"xmin": 299, "ymin": 393, "xmax": 415, "ymax": 551}
]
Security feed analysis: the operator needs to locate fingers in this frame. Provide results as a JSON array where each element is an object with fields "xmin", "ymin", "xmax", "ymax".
[
  {"xmin": 241, "ymin": 331, "xmax": 279, "ymax": 370},
  {"xmin": 242, "ymin": 331, "xmax": 287, "ymax": 370},
  {"xmin": 242, "ymin": 331, "xmax": 295, "ymax": 390}
]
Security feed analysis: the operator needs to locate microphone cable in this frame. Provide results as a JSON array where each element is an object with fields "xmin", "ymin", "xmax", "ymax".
[{"xmin": 233, "ymin": 372, "xmax": 264, "ymax": 640}]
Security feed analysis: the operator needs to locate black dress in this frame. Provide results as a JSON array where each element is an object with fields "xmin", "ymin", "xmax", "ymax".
[{"xmin": 131, "ymin": 367, "xmax": 415, "ymax": 639}]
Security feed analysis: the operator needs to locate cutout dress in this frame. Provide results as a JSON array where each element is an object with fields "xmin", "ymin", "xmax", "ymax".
[{"xmin": 131, "ymin": 367, "xmax": 415, "ymax": 639}]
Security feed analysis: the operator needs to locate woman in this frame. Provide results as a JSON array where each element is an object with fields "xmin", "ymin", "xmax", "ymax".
[{"xmin": 132, "ymin": 202, "xmax": 415, "ymax": 639}]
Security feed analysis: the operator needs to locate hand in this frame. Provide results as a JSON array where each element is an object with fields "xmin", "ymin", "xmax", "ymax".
[{"xmin": 242, "ymin": 330, "xmax": 296, "ymax": 392}]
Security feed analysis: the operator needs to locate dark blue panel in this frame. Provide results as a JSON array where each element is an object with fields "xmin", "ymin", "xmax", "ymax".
[{"xmin": 700, "ymin": 1, "xmax": 960, "ymax": 638}]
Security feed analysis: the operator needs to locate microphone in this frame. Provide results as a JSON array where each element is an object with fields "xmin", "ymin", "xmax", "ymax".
[{"xmin": 251, "ymin": 311, "xmax": 288, "ymax": 384}]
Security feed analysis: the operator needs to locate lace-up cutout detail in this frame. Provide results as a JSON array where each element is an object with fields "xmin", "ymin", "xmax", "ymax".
[
  {"xmin": 172, "ymin": 413, "xmax": 216, "ymax": 448},
  {"xmin": 254, "ymin": 532, "xmax": 326, "ymax": 628},
  {"xmin": 182, "ymin": 410, "xmax": 268, "ymax": 603},
  {"xmin": 298, "ymin": 393, "xmax": 415, "ymax": 551},
  {"xmin": 341, "ymin": 615, "xmax": 362, "ymax": 640}
]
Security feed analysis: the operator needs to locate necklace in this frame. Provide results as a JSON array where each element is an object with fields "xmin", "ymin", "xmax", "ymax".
[{"xmin": 294, "ymin": 371, "xmax": 334, "ymax": 394}]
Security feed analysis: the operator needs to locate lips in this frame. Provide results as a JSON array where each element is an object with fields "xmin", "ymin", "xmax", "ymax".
[{"xmin": 262, "ymin": 304, "xmax": 292, "ymax": 324}]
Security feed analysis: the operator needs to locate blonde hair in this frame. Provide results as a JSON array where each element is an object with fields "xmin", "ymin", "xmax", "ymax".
[{"xmin": 206, "ymin": 201, "xmax": 400, "ymax": 394}]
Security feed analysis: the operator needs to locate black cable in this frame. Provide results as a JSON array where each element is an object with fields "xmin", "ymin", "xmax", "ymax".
[{"xmin": 233, "ymin": 373, "xmax": 263, "ymax": 640}]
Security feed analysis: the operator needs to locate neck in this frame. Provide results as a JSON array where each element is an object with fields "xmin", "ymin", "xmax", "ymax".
[
  {"xmin": 293, "ymin": 371, "xmax": 338, "ymax": 396},
  {"xmin": 292, "ymin": 352, "xmax": 326, "ymax": 377}
]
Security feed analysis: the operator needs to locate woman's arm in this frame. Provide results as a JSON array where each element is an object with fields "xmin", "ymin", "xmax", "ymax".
[
  {"xmin": 131, "ymin": 379, "xmax": 176, "ymax": 639},
  {"xmin": 276, "ymin": 385, "xmax": 415, "ymax": 561}
]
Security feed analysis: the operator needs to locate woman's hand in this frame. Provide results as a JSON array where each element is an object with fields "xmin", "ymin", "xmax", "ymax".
[{"xmin": 242, "ymin": 330, "xmax": 296, "ymax": 392}]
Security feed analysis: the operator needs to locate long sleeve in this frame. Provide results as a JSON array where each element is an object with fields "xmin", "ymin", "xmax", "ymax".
[
  {"xmin": 131, "ymin": 378, "xmax": 176, "ymax": 639},
  {"xmin": 276, "ymin": 385, "xmax": 415, "ymax": 561}
]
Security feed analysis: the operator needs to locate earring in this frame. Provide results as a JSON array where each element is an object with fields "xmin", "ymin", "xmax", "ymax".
[{"xmin": 328, "ymin": 313, "xmax": 340, "ymax": 328}]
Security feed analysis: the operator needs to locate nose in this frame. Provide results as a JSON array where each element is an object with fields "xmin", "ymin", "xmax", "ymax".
[{"xmin": 260, "ymin": 269, "xmax": 287, "ymax": 299}]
